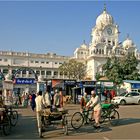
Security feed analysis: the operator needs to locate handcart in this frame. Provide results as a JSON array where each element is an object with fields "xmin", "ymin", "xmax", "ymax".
[{"xmin": 40, "ymin": 108, "xmax": 69, "ymax": 137}]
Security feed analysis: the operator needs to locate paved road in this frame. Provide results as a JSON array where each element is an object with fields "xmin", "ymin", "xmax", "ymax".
[{"xmin": 1, "ymin": 104, "xmax": 140, "ymax": 139}]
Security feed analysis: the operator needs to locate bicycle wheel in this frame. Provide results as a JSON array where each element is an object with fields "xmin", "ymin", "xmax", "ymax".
[
  {"xmin": 10, "ymin": 111, "xmax": 18, "ymax": 126},
  {"xmin": 100, "ymin": 109, "xmax": 108, "ymax": 123},
  {"xmin": 71, "ymin": 112, "xmax": 84, "ymax": 130},
  {"xmin": 109, "ymin": 109, "xmax": 119, "ymax": 126},
  {"xmin": 3, "ymin": 115, "xmax": 11, "ymax": 135}
]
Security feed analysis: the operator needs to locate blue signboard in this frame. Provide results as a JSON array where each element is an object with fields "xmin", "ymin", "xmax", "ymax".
[
  {"xmin": 77, "ymin": 81, "xmax": 96, "ymax": 88},
  {"xmin": 15, "ymin": 78, "xmax": 36, "ymax": 84}
]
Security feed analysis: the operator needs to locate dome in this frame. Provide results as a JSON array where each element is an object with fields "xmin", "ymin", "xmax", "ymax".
[
  {"xmin": 96, "ymin": 10, "xmax": 114, "ymax": 30},
  {"xmin": 122, "ymin": 37, "xmax": 134, "ymax": 49},
  {"xmin": 80, "ymin": 43, "xmax": 88, "ymax": 49}
]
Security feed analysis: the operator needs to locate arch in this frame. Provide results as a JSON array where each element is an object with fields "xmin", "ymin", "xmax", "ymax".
[{"xmin": 12, "ymin": 67, "xmax": 38, "ymax": 80}]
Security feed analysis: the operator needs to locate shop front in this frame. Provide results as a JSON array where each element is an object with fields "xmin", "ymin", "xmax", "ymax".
[
  {"xmin": 46, "ymin": 79, "xmax": 76, "ymax": 96},
  {"xmin": 72, "ymin": 80, "xmax": 96, "ymax": 104}
]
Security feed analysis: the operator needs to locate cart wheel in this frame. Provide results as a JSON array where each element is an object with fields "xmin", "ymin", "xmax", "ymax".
[
  {"xmin": 3, "ymin": 115, "xmax": 11, "ymax": 136},
  {"xmin": 63, "ymin": 115, "xmax": 68, "ymax": 135}
]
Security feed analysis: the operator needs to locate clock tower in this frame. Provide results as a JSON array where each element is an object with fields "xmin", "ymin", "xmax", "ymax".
[{"xmin": 90, "ymin": 5, "xmax": 119, "ymax": 47}]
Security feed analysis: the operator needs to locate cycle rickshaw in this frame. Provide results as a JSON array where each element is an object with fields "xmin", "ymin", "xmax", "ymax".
[
  {"xmin": 0, "ymin": 106, "xmax": 18, "ymax": 135},
  {"xmin": 71, "ymin": 103, "xmax": 119, "ymax": 130},
  {"xmin": 40, "ymin": 107, "xmax": 69, "ymax": 138}
]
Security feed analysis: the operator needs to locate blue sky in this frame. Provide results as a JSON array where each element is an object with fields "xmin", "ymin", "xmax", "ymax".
[{"xmin": 0, "ymin": 1, "xmax": 140, "ymax": 56}]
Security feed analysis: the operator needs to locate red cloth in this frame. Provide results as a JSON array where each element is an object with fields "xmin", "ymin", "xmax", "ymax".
[{"xmin": 110, "ymin": 90, "xmax": 116, "ymax": 99}]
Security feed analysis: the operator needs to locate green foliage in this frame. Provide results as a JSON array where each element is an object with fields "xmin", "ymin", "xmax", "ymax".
[
  {"xmin": 102, "ymin": 54, "xmax": 140, "ymax": 85},
  {"xmin": 95, "ymin": 72, "xmax": 103, "ymax": 81},
  {"xmin": 59, "ymin": 59, "xmax": 86, "ymax": 80}
]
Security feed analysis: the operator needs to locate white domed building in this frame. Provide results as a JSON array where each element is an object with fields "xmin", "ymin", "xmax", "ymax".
[{"xmin": 74, "ymin": 6, "xmax": 139, "ymax": 80}]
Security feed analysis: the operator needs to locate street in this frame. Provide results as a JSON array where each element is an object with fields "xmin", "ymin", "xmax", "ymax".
[{"xmin": 0, "ymin": 104, "xmax": 140, "ymax": 139}]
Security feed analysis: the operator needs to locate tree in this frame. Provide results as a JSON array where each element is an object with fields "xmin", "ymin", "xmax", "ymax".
[
  {"xmin": 95, "ymin": 72, "xmax": 103, "ymax": 81},
  {"xmin": 120, "ymin": 54, "xmax": 140, "ymax": 80},
  {"xmin": 59, "ymin": 59, "xmax": 86, "ymax": 80},
  {"xmin": 102, "ymin": 54, "xmax": 140, "ymax": 85}
]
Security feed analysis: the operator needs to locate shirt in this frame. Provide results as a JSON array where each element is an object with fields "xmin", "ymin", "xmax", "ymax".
[
  {"xmin": 53, "ymin": 93, "xmax": 60, "ymax": 106},
  {"xmin": 86, "ymin": 95, "xmax": 101, "ymax": 111},
  {"xmin": 43, "ymin": 93, "xmax": 51, "ymax": 106},
  {"xmin": 80, "ymin": 96, "xmax": 88, "ymax": 109},
  {"xmin": 35, "ymin": 95, "xmax": 44, "ymax": 112}
]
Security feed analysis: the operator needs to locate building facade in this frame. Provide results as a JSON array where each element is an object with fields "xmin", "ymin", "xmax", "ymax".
[
  {"xmin": 0, "ymin": 6, "xmax": 140, "ymax": 92},
  {"xmin": 74, "ymin": 6, "xmax": 140, "ymax": 80}
]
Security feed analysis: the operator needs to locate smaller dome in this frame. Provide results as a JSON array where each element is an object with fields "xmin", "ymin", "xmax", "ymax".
[
  {"xmin": 80, "ymin": 44, "xmax": 88, "ymax": 49},
  {"xmin": 123, "ymin": 37, "xmax": 134, "ymax": 49},
  {"xmin": 80, "ymin": 41, "xmax": 88, "ymax": 49}
]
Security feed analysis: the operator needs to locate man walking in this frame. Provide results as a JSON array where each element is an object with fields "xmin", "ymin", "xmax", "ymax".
[{"xmin": 35, "ymin": 90, "xmax": 44, "ymax": 138}]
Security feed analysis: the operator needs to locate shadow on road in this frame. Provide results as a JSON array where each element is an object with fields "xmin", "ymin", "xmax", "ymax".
[
  {"xmin": 42, "ymin": 125, "xmax": 112, "ymax": 139},
  {"xmin": 116, "ymin": 118, "xmax": 140, "ymax": 126},
  {"xmin": 69, "ymin": 125, "xmax": 112, "ymax": 135}
]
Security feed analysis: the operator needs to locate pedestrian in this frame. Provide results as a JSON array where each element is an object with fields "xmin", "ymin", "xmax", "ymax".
[
  {"xmin": 80, "ymin": 92, "xmax": 89, "ymax": 124},
  {"xmin": 86, "ymin": 90, "xmax": 102, "ymax": 129},
  {"xmin": 35, "ymin": 90, "xmax": 44, "ymax": 138},
  {"xmin": 80, "ymin": 92, "xmax": 89, "ymax": 112},
  {"xmin": 59, "ymin": 89, "xmax": 64, "ymax": 108},
  {"xmin": 43, "ymin": 91, "xmax": 51, "ymax": 108},
  {"xmin": 23, "ymin": 93, "xmax": 29, "ymax": 108},
  {"xmin": 107, "ymin": 90, "xmax": 111, "ymax": 103},
  {"xmin": 31, "ymin": 93, "xmax": 36, "ymax": 111},
  {"xmin": 110, "ymin": 89, "xmax": 116, "ymax": 99},
  {"xmin": 53, "ymin": 89, "xmax": 60, "ymax": 107}
]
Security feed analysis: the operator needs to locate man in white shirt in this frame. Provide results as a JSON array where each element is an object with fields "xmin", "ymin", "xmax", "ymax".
[
  {"xmin": 35, "ymin": 90, "xmax": 44, "ymax": 138},
  {"xmin": 86, "ymin": 90, "xmax": 102, "ymax": 128},
  {"xmin": 43, "ymin": 91, "xmax": 51, "ymax": 108},
  {"xmin": 53, "ymin": 89, "xmax": 60, "ymax": 108}
]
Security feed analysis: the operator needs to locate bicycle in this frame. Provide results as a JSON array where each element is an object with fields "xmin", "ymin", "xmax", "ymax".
[
  {"xmin": 71, "ymin": 103, "xmax": 119, "ymax": 130},
  {"xmin": 0, "ymin": 108, "xmax": 11, "ymax": 135},
  {"xmin": 100, "ymin": 103, "xmax": 119, "ymax": 126},
  {"xmin": 6, "ymin": 106, "xmax": 18, "ymax": 126}
]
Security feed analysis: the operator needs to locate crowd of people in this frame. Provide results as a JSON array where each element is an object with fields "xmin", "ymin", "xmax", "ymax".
[
  {"xmin": 0, "ymin": 88, "xmax": 65, "ymax": 137},
  {"xmin": 0, "ymin": 87, "xmax": 116, "ymax": 137}
]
